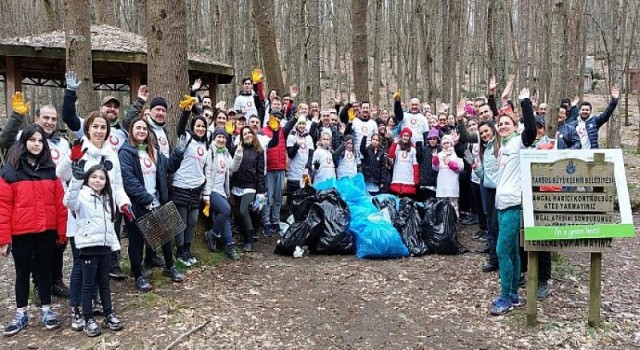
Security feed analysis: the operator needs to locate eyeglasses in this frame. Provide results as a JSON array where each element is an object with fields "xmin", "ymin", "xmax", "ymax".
[{"xmin": 204, "ymin": 113, "xmax": 213, "ymax": 118}]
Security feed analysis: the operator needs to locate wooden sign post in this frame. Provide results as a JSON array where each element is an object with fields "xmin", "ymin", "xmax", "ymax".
[{"xmin": 520, "ymin": 150, "xmax": 635, "ymax": 328}]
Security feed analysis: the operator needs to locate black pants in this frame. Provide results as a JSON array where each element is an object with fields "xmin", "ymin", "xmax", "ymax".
[
  {"xmin": 520, "ymin": 249, "xmax": 552, "ymax": 283},
  {"xmin": 126, "ymin": 220, "xmax": 173, "ymax": 279},
  {"xmin": 32, "ymin": 240, "xmax": 66, "ymax": 287},
  {"xmin": 471, "ymin": 182, "xmax": 487, "ymax": 230},
  {"xmin": 12, "ymin": 230, "xmax": 56, "ymax": 308},
  {"xmin": 286, "ymin": 180, "xmax": 301, "ymax": 211},
  {"xmin": 81, "ymin": 253, "xmax": 113, "ymax": 320},
  {"xmin": 483, "ymin": 187, "xmax": 498, "ymax": 264},
  {"xmin": 458, "ymin": 177, "xmax": 473, "ymax": 213}
]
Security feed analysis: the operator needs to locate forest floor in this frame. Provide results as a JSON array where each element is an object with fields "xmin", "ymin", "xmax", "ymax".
[{"xmin": 0, "ymin": 94, "xmax": 639, "ymax": 350}]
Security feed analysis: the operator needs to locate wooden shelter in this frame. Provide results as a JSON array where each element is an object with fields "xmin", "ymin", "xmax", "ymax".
[{"xmin": 0, "ymin": 25, "xmax": 234, "ymax": 117}]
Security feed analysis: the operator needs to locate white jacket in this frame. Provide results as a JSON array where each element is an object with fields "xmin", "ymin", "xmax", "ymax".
[{"xmin": 63, "ymin": 179, "xmax": 120, "ymax": 252}]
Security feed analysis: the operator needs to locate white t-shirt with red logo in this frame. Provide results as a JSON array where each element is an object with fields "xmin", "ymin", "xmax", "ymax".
[
  {"xmin": 139, "ymin": 149, "xmax": 161, "ymax": 207},
  {"xmin": 286, "ymin": 133, "xmax": 314, "ymax": 182},
  {"xmin": 391, "ymin": 146, "xmax": 417, "ymax": 185},
  {"xmin": 234, "ymin": 93, "xmax": 258, "ymax": 119},
  {"xmin": 351, "ymin": 118, "xmax": 377, "ymax": 161},
  {"xmin": 401, "ymin": 112, "xmax": 427, "ymax": 144},
  {"xmin": 105, "ymin": 128, "xmax": 127, "ymax": 153},
  {"xmin": 209, "ymin": 150, "xmax": 231, "ymax": 198},
  {"xmin": 336, "ymin": 150, "xmax": 358, "ymax": 179},
  {"xmin": 311, "ymin": 147, "xmax": 336, "ymax": 184},
  {"xmin": 172, "ymin": 135, "xmax": 211, "ymax": 189}
]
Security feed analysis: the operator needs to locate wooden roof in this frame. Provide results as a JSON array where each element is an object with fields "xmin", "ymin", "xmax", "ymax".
[{"xmin": 0, "ymin": 25, "xmax": 234, "ymax": 85}]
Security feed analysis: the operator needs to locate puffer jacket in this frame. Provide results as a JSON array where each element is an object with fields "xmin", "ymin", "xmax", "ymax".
[
  {"xmin": 63, "ymin": 179, "xmax": 120, "ymax": 252},
  {"xmin": 0, "ymin": 155, "xmax": 67, "ymax": 245},
  {"xmin": 567, "ymin": 98, "xmax": 618, "ymax": 149},
  {"xmin": 360, "ymin": 135, "xmax": 390, "ymax": 187},
  {"xmin": 230, "ymin": 144, "xmax": 265, "ymax": 193},
  {"xmin": 416, "ymin": 142, "xmax": 440, "ymax": 188},
  {"xmin": 262, "ymin": 117, "xmax": 296, "ymax": 171}
]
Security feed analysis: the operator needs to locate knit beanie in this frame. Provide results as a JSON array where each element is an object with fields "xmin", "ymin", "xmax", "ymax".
[
  {"xmin": 213, "ymin": 128, "xmax": 227, "ymax": 139},
  {"xmin": 150, "ymin": 97, "xmax": 168, "ymax": 110}
]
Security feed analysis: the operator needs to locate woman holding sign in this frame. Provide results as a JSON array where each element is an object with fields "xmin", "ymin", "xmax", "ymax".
[{"xmin": 490, "ymin": 88, "xmax": 537, "ymax": 315}]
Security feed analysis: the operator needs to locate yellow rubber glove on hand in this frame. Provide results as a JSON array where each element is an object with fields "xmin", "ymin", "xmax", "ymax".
[
  {"xmin": 347, "ymin": 107, "xmax": 356, "ymax": 122},
  {"xmin": 303, "ymin": 174, "xmax": 311, "ymax": 186},
  {"xmin": 251, "ymin": 68, "xmax": 263, "ymax": 84},
  {"xmin": 268, "ymin": 115, "xmax": 280, "ymax": 131},
  {"xmin": 202, "ymin": 202, "xmax": 210, "ymax": 217},
  {"xmin": 224, "ymin": 121, "xmax": 235, "ymax": 134},
  {"xmin": 12, "ymin": 92, "xmax": 30, "ymax": 116},
  {"xmin": 393, "ymin": 90, "xmax": 401, "ymax": 101},
  {"xmin": 178, "ymin": 95, "xmax": 197, "ymax": 110}
]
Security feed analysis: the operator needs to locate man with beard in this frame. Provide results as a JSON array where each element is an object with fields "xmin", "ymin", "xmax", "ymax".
[
  {"xmin": 339, "ymin": 99, "xmax": 377, "ymax": 162},
  {"xmin": 568, "ymin": 85, "xmax": 619, "ymax": 149}
]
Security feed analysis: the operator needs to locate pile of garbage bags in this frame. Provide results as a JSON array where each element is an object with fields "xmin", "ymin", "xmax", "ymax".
[{"xmin": 275, "ymin": 174, "xmax": 467, "ymax": 258}]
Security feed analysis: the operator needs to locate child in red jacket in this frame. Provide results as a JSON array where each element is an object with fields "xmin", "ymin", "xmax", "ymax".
[
  {"xmin": 388, "ymin": 127, "xmax": 419, "ymax": 196},
  {"xmin": 0, "ymin": 124, "xmax": 67, "ymax": 336}
]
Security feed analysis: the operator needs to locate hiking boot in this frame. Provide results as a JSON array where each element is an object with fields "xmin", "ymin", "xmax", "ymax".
[
  {"xmin": 490, "ymin": 296, "xmax": 513, "ymax": 315},
  {"xmin": 482, "ymin": 259, "xmax": 499, "ymax": 273},
  {"xmin": 41, "ymin": 308, "xmax": 60, "ymax": 330},
  {"xmin": 537, "ymin": 282, "xmax": 551, "ymax": 300},
  {"xmin": 51, "ymin": 279, "xmax": 71, "ymax": 298},
  {"xmin": 135, "ymin": 277, "xmax": 153, "ymax": 293},
  {"xmin": 109, "ymin": 265, "xmax": 127, "ymax": 281},
  {"xmin": 243, "ymin": 242, "xmax": 255, "ymax": 252},
  {"xmin": 204, "ymin": 230, "xmax": 218, "ymax": 252},
  {"xmin": 143, "ymin": 256, "xmax": 165, "ymax": 269},
  {"xmin": 3, "ymin": 312, "xmax": 28, "ymax": 337},
  {"xmin": 84, "ymin": 319, "xmax": 101, "ymax": 337},
  {"xmin": 163, "ymin": 267, "xmax": 185, "ymax": 283},
  {"xmin": 70, "ymin": 307, "xmax": 84, "ymax": 331},
  {"xmin": 32, "ymin": 286, "xmax": 42, "ymax": 307},
  {"xmin": 224, "ymin": 243, "xmax": 240, "ymax": 261},
  {"xmin": 103, "ymin": 313, "xmax": 123, "ymax": 331}
]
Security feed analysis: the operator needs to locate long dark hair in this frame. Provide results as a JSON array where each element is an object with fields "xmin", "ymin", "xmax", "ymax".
[
  {"xmin": 478, "ymin": 120, "xmax": 501, "ymax": 162},
  {"xmin": 239, "ymin": 126, "xmax": 263, "ymax": 153},
  {"xmin": 127, "ymin": 117, "xmax": 157, "ymax": 165},
  {"xmin": 6, "ymin": 124, "xmax": 54, "ymax": 169},
  {"xmin": 83, "ymin": 164, "xmax": 115, "ymax": 222}
]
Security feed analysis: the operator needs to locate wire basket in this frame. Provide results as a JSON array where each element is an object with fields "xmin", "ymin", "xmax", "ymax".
[{"xmin": 135, "ymin": 201, "xmax": 185, "ymax": 250}]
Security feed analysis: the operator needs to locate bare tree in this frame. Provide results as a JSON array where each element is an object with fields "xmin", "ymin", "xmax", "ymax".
[
  {"xmin": 252, "ymin": 0, "xmax": 285, "ymax": 96},
  {"xmin": 547, "ymin": 0, "xmax": 565, "ymax": 137},
  {"xmin": 308, "ymin": 0, "xmax": 322, "ymax": 103},
  {"xmin": 65, "ymin": 0, "xmax": 98, "ymax": 117},
  {"xmin": 147, "ymin": 0, "xmax": 189, "ymax": 141},
  {"xmin": 351, "ymin": 0, "xmax": 369, "ymax": 101}
]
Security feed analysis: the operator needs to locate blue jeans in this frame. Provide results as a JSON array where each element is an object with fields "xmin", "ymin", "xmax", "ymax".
[
  {"xmin": 210, "ymin": 192, "xmax": 232, "ymax": 244},
  {"xmin": 261, "ymin": 170, "xmax": 284, "ymax": 225}
]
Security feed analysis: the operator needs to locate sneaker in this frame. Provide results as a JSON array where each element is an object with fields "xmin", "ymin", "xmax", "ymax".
[
  {"xmin": 41, "ymin": 308, "xmax": 60, "ymax": 330},
  {"xmin": 519, "ymin": 274, "xmax": 526, "ymax": 288},
  {"xmin": 177, "ymin": 252, "xmax": 192, "ymax": 267},
  {"xmin": 143, "ymin": 256, "xmax": 165, "ymax": 269},
  {"xmin": 135, "ymin": 277, "xmax": 153, "ymax": 293},
  {"xmin": 103, "ymin": 313, "xmax": 123, "ymax": 331},
  {"xmin": 84, "ymin": 319, "xmax": 101, "ymax": 337},
  {"xmin": 204, "ymin": 230, "xmax": 218, "ymax": 252},
  {"xmin": 472, "ymin": 230, "xmax": 487, "ymax": 241},
  {"xmin": 243, "ymin": 242, "xmax": 255, "ymax": 252},
  {"xmin": 481, "ymin": 259, "xmax": 499, "ymax": 272},
  {"xmin": 490, "ymin": 296, "xmax": 513, "ymax": 315},
  {"xmin": 262, "ymin": 224, "xmax": 274, "ymax": 238},
  {"xmin": 462, "ymin": 215, "xmax": 479, "ymax": 225},
  {"xmin": 51, "ymin": 280, "xmax": 71, "ymax": 298},
  {"xmin": 70, "ymin": 308, "xmax": 84, "ymax": 331},
  {"xmin": 536, "ymin": 282, "xmax": 551, "ymax": 300},
  {"xmin": 271, "ymin": 223, "xmax": 282, "ymax": 236},
  {"xmin": 32, "ymin": 286, "xmax": 42, "ymax": 307},
  {"xmin": 224, "ymin": 243, "xmax": 240, "ymax": 261},
  {"xmin": 92, "ymin": 299, "xmax": 104, "ymax": 316},
  {"xmin": 493, "ymin": 293, "xmax": 521, "ymax": 307},
  {"xmin": 109, "ymin": 265, "xmax": 127, "ymax": 280},
  {"xmin": 187, "ymin": 251, "xmax": 198, "ymax": 266},
  {"xmin": 3, "ymin": 312, "xmax": 28, "ymax": 337},
  {"xmin": 163, "ymin": 267, "xmax": 185, "ymax": 283}
]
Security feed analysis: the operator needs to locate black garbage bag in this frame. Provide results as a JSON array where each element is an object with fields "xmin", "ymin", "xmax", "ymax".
[
  {"xmin": 420, "ymin": 199, "xmax": 468, "ymax": 254},
  {"xmin": 275, "ymin": 220, "xmax": 314, "ymax": 255},
  {"xmin": 397, "ymin": 198, "xmax": 429, "ymax": 256},
  {"xmin": 372, "ymin": 195, "xmax": 401, "ymax": 224},
  {"xmin": 291, "ymin": 186, "xmax": 317, "ymax": 222},
  {"xmin": 311, "ymin": 190, "xmax": 354, "ymax": 254}
]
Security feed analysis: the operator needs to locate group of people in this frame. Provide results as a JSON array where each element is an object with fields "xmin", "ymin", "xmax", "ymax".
[{"xmin": 0, "ymin": 67, "xmax": 619, "ymax": 338}]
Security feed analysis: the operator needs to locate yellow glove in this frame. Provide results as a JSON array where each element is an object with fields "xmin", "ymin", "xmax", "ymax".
[
  {"xmin": 303, "ymin": 174, "xmax": 311, "ymax": 185},
  {"xmin": 224, "ymin": 121, "xmax": 235, "ymax": 134},
  {"xmin": 268, "ymin": 115, "xmax": 280, "ymax": 131},
  {"xmin": 393, "ymin": 90, "xmax": 401, "ymax": 101},
  {"xmin": 178, "ymin": 95, "xmax": 197, "ymax": 109},
  {"xmin": 202, "ymin": 202, "xmax": 210, "ymax": 217},
  {"xmin": 347, "ymin": 107, "xmax": 356, "ymax": 122},
  {"xmin": 251, "ymin": 68, "xmax": 263, "ymax": 84},
  {"xmin": 12, "ymin": 92, "xmax": 30, "ymax": 116}
]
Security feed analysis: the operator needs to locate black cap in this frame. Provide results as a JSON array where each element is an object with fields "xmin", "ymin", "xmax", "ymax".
[
  {"xmin": 150, "ymin": 97, "xmax": 168, "ymax": 110},
  {"xmin": 535, "ymin": 115, "xmax": 545, "ymax": 127}
]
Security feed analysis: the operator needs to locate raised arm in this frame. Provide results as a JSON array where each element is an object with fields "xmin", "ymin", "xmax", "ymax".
[
  {"xmin": 122, "ymin": 85, "xmax": 148, "ymax": 132},
  {"xmin": 519, "ymin": 88, "xmax": 537, "ymax": 148}
]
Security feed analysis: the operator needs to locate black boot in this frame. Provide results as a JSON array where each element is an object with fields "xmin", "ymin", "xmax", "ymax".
[
  {"xmin": 225, "ymin": 243, "xmax": 240, "ymax": 260},
  {"xmin": 109, "ymin": 251, "xmax": 126, "ymax": 280},
  {"xmin": 243, "ymin": 229, "xmax": 256, "ymax": 252},
  {"xmin": 204, "ymin": 230, "xmax": 218, "ymax": 252}
]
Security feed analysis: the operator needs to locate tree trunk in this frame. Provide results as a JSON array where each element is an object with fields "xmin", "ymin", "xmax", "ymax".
[
  {"xmin": 606, "ymin": 0, "xmax": 627, "ymax": 148},
  {"xmin": 147, "ymin": 0, "xmax": 189, "ymax": 142},
  {"xmin": 252, "ymin": 0, "xmax": 285, "ymax": 97},
  {"xmin": 547, "ymin": 0, "xmax": 565, "ymax": 137},
  {"xmin": 65, "ymin": 0, "xmax": 97, "ymax": 118},
  {"xmin": 95, "ymin": 0, "xmax": 118, "ymax": 26},
  {"xmin": 308, "ymin": 0, "xmax": 322, "ymax": 103},
  {"xmin": 487, "ymin": 0, "xmax": 497, "ymax": 82},
  {"xmin": 372, "ymin": 0, "xmax": 382, "ymax": 107},
  {"xmin": 351, "ymin": 0, "xmax": 369, "ymax": 101}
]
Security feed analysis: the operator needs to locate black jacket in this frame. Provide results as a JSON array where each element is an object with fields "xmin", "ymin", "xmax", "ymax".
[
  {"xmin": 230, "ymin": 144, "xmax": 265, "ymax": 194},
  {"xmin": 416, "ymin": 139, "xmax": 440, "ymax": 188},
  {"xmin": 360, "ymin": 136, "xmax": 390, "ymax": 188},
  {"xmin": 118, "ymin": 142, "xmax": 170, "ymax": 217}
]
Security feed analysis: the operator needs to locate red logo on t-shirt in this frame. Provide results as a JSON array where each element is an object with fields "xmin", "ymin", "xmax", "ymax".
[
  {"xmin": 219, "ymin": 160, "xmax": 227, "ymax": 170},
  {"xmin": 143, "ymin": 157, "xmax": 153, "ymax": 168},
  {"xmin": 402, "ymin": 151, "xmax": 409, "ymax": 159},
  {"xmin": 362, "ymin": 126, "xmax": 369, "ymax": 134},
  {"xmin": 326, "ymin": 157, "xmax": 332, "ymax": 164},
  {"xmin": 197, "ymin": 146, "xmax": 205, "ymax": 156},
  {"xmin": 246, "ymin": 101, "xmax": 253, "ymax": 108},
  {"xmin": 410, "ymin": 118, "xmax": 417, "ymax": 125},
  {"xmin": 299, "ymin": 143, "xmax": 307, "ymax": 150},
  {"xmin": 159, "ymin": 137, "xmax": 167, "ymax": 145},
  {"xmin": 109, "ymin": 135, "xmax": 119, "ymax": 146},
  {"xmin": 50, "ymin": 149, "xmax": 60, "ymax": 161},
  {"xmin": 346, "ymin": 153, "xmax": 353, "ymax": 160}
]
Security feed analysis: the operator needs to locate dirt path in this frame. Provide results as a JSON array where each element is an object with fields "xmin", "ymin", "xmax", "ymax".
[{"xmin": 1, "ymin": 217, "xmax": 638, "ymax": 350}]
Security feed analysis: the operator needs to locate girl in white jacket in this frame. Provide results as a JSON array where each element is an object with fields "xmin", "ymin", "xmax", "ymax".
[
  {"xmin": 432, "ymin": 134, "xmax": 464, "ymax": 217},
  {"xmin": 64, "ymin": 164, "xmax": 123, "ymax": 337}
]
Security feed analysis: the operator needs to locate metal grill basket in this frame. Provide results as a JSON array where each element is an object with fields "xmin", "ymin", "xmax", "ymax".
[{"xmin": 135, "ymin": 201, "xmax": 185, "ymax": 249}]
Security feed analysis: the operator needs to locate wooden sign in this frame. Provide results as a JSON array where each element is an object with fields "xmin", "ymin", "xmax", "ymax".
[{"xmin": 532, "ymin": 193, "xmax": 615, "ymax": 212}]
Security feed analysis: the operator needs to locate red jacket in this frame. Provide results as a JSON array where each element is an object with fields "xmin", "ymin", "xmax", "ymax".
[
  {"xmin": 262, "ymin": 126, "xmax": 287, "ymax": 171},
  {"xmin": 0, "ymin": 161, "xmax": 67, "ymax": 245}
]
